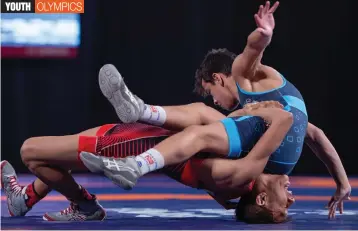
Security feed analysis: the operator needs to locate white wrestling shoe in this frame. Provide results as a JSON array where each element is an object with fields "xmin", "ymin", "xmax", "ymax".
[
  {"xmin": 98, "ymin": 64, "xmax": 145, "ymax": 123},
  {"xmin": 79, "ymin": 152, "xmax": 141, "ymax": 190},
  {"xmin": 43, "ymin": 195, "xmax": 106, "ymax": 221},
  {"xmin": 1, "ymin": 160, "xmax": 31, "ymax": 216}
]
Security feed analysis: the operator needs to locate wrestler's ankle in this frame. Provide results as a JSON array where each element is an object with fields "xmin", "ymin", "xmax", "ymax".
[
  {"xmin": 65, "ymin": 185, "xmax": 93, "ymax": 202},
  {"xmin": 135, "ymin": 149, "xmax": 165, "ymax": 175},
  {"xmin": 139, "ymin": 105, "xmax": 167, "ymax": 126}
]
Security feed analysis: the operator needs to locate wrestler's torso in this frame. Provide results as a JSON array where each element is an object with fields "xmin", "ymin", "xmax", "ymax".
[{"xmin": 234, "ymin": 65, "xmax": 308, "ymax": 175}]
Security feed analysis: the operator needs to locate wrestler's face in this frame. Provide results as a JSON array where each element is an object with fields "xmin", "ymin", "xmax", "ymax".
[
  {"xmin": 255, "ymin": 174, "xmax": 295, "ymax": 221},
  {"xmin": 201, "ymin": 74, "xmax": 238, "ymax": 111}
]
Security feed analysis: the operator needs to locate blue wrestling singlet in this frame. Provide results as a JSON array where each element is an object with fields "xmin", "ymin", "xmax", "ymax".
[{"xmin": 221, "ymin": 74, "xmax": 308, "ymax": 175}]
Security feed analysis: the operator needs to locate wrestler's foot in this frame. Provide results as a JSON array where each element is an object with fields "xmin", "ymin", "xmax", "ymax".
[
  {"xmin": 98, "ymin": 64, "xmax": 145, "ymax": 123},
  {"xmin": 1, "ymin": 160, "xmax": 31, "ymax": 216},
  {"xmin": 43, "ymin": 195, "xmax": 106, "ymax": 221},
  {"xmin": 79, "ymin": 152, "xmax": 140, "ymax": 190}
]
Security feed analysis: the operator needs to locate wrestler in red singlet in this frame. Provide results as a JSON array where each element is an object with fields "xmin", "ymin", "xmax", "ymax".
[
  {"xmin": 78, "ymin": 123, "xmax": 254, "ymax": 193},
  {"xmin": 77, "ymin": 123, "xmax": 206, "ymax": 188}
]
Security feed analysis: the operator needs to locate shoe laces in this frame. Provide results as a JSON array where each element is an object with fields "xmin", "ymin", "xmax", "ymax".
[
  {"xmin": 8, "ymin": 176, "xmax": 23, "ymax": 196},
  {"xmin": 103, "ymin": 157, "xmax": 121, "ymax": 170},
  {"xmin": 60, "ymin": 202, "xmax": 79, "ymax": 215}
]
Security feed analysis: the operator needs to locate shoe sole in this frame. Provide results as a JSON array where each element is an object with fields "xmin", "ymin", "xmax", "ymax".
[
  {"xmin": 104, "ymin": 169, "xmax": 135, "ymax": 191},
  {"xmin": 98, "ymin": 64, "xmax": 140, "ymax": 123},
  {"xmin": 80, "ymin": 152, "xmax": 135, "ymax": 190},
  {"xmin": 1, "ymin": 160, "xmax": 18, "ymax": 217},
  {"xmin": 42, "ymin": 210, "xmax": 107, "ymax": 221}
]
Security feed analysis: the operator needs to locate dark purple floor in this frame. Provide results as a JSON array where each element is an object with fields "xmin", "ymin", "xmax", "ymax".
[{"xmin": 1, "ymin": 174, "xmax": 358, "ymax": 230}]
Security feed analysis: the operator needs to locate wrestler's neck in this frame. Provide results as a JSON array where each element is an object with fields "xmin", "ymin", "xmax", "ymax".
[{"xmin": 224, "ymin": 75, "xmax": 239, "ymax": 99}]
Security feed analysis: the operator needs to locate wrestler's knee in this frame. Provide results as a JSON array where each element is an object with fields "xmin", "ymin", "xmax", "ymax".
[
  {"xmin": 187, "ymin": 122, "xmax": 228, "ymax": 154},
  {"xmin": 188, "ymin": 102, "xmax": 209, "ymax": 115},
  {"xmin": 193, "ymin": 102, "xmax": 215, "ymax": 114},
  {"xmin": 185, "ymin": 103, "xmax": 207, "ymax": 124},
  {"xmin": 20, "ymin": 137, "xmax": 40, "ymax": 167},
  {"xmin": 189, "ymin": 102, "xmax": 223, "ymax": 124},
  {"xmin": 188, "ymin": 102, "xmax": 207, "ymax": 111},
  {"xmin": 182, "ymin": 125, "xmax": 213, "ymax": 149}
]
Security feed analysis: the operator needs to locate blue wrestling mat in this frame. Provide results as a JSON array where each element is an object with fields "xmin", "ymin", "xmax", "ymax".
[{"xmin": 1, "ymin": 175, "xmax": 358, "ymax": 230}]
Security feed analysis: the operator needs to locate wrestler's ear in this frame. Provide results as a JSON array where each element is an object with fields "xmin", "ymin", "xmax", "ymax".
[
  {"xmin": 256, "ymin": 192, "xmax": 268, "ymax": 206},
  {"xmin": 212, "ymin": 73, "xmax": 224, "ymax": 86}
]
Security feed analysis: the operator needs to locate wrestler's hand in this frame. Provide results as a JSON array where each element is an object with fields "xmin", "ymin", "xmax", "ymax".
[
  {"xmin": 243, "ymin": 101, "xmax": 284, "ymax": 125},
  {"xmin": 327, "ymin": 184, "xmax": 351, "ymax": 219},
  {"xmin": 227, "ymin": 109, "xmax": 246, "ymax": 117},
  {"xmin": 254, "ymin": 1, "xmax": 280, "ymax": 37},
  {"xmin": 243, "ymin": 100, "xmax": 283, "ymax": 112}
]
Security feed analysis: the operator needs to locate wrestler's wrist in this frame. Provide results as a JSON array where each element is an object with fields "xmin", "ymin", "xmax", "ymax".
[
  {"xmin": 337, "ymin": 180, "xmax": 350, "ymax": 189},
  {"xmin": 256, "ymin": 27, "xmax": 273, "ymax": 38},
  {"xmin": 334, "ymin": 176, "xmax": 350, "ymax": 188}
]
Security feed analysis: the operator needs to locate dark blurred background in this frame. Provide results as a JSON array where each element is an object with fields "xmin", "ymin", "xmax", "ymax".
[{"xmin": 1, "ymin": 0, "xmax": 357, "ymax": 175}]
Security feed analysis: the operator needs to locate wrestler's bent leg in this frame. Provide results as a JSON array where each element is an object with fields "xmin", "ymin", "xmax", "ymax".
[
  {"xmin": 1, "ymin": 126, "xmax": 106, "ymax": 220},
  {"xmin": 98, "ymin": 64, "xmax": 225, "ymax": 129},
  {"xmin": 2, "ymin": 123, "xmax": 171, "ymax": 219},
  {"xmin": 29, "ymin": 127, "xmax": 103, "ymax": 201}
]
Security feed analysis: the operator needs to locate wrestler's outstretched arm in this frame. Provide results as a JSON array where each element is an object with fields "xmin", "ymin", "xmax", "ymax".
[
  {"xmin": 304, "ymin": 123, "xmax": 351, "ymax": 219},
  {"xmin": 231, "ymin": 1, "xmax": 279, "ymax": 80}
]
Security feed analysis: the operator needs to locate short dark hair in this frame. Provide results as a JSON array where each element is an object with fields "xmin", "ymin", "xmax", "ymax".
[
  {"xmin": 235, "ymin": 194, "xmax": 275, "ymax": 223},
  {"xmin": 194, "ymin": 48, "xmax": 237, "ymax": 97},
  {"xmin": 235, "ymin": 185, "xmax": 287, "ymax": 223}
]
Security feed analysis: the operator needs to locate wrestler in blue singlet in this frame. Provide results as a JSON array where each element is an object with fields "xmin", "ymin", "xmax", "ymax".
[{"xmin": 221, "ymin": 74, "xmax": 308, "ymax": 175}]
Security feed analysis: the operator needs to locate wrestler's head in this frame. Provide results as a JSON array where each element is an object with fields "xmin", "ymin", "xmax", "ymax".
[
  {"xmin": 194, "ymin": 48, "xmax": 239, "ymax": 111},
  {"xmin": 235, "ymin": 174, "xmax": 295, "ymax": 223}
]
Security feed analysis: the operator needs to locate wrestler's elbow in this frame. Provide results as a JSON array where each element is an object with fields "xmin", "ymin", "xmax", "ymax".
[{"xmin": 306, "ymin": 123, "xmax": 324, "ymax": 142}]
